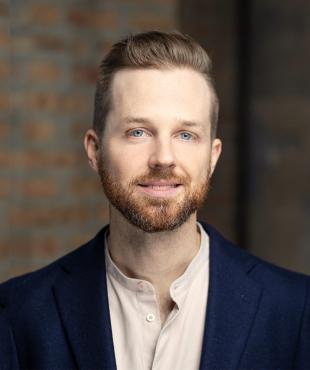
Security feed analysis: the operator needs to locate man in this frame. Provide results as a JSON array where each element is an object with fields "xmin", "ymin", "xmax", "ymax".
[{"xmin": 0, "ymin": 31, "xmax": 309, "ymax": 370}]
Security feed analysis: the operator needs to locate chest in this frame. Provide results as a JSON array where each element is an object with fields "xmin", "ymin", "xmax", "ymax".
[{"xmin": 106, "ymin": 269, "xmax": 209, "ymax": 370}]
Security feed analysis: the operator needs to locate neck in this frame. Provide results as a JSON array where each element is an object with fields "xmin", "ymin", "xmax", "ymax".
[
  {"xmin": 107, "ymin": 207, "xmax": 201, "ymax": 289},
  {"xmin": 107, "ymin": 207, "xmax": 202, "ymax": 325}
]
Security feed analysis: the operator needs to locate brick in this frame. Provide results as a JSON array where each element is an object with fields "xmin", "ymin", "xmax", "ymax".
[
  {"xmin": 0, "ymin": 93, "xmax": 10, "ymax": 110},
  {"xmin": 10, "ymin": 237, "xmax": 61, "ymax": 259},
  {"xmin": 18, "ymin": 179, "xmax": 57, "ymax": 197},
  {"xmin": 34, "ymin": 35, "xmax": 66, "ymax": 52},
  {"xmin": 71, "ymin": 39, "xmax": 90, "ymax": 54},
  {"xmin": 0, "ymin": 62, "xmax": 10, "ymax": 78},
  {"xmin": 29, "ymin": 62, "xmax": 61, "ymax": 81},
  {"xmin": 73, "ymin": 65, "xmax": 98, "ymax": 84},
  {"xmin": 13, "ymin": 92, "xmax": 89, "ymax": 114},
  {"xmin": 19, "ymin": 93, "xmax": 60, "ymax": 111},
  {"xmin": 0, "ymin": 121, "xmax": 9, "ymax": 139},
  {"xmin": 70, "ymin": 177, "xmax": 101, "ymax": 195},
  {"xmin": 31, "ymin": 4, "xmax": 61, "ymax": 25},
  {"xmin": 0, "ymin": 241, "xmax": 9, "ymax": 258},
  {"xmin": 97, "ymin": 40, "xmax": 114, "ymax": 56},
  {"xmin": 0, "ymin": 30, "xmax": 9, "ymax": 49},
  {"xmin": 128, "ymin": 14, "xmax": 176, "ymax": 31},
  {"xmin": 62, "ymin": 94, "xmax": 90, "ymax": 114},
  {"xmin": 70, "ymin": 233, "xmax": 93, "ymax": 249},
  {"xmin": 0, "ymin": 236, "xmax": 60, "ymax": 260},
  {"xmin": 9, "ymin": 206, "xmax": 91, "ymax": 227},
  {"xmin": 0, "ymin": 150, "xmax": 82, "ymax": 168},
  {"xmin": 0, "ymin": 178, "xmax": 11, "ymax": 197},
  {"xmin": 94, "ymin": 205, "xmax": 110, "ymax": 224},
  {"xmin": 68, "ymin": 9, "xmax": 116, "ymax": 29},
  {"xmin": 71, "ymin": 121, "xmax": 89, "ymax": 139},
  {"xmin": 11, "ymin": 35, "xmax": 36, "ymax": 54},
  {"xmin": 22, "ymin": 121, "xmax": 55, "ymax": 141},
  {"xmin": 0, "ymin": 2, "xmax": 8, "ymax": 17}
]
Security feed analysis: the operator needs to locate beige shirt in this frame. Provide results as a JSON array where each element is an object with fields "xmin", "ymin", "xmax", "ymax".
[{"xmin": 105, "ymin": 222, "xmax": 209, "ymax": 370}]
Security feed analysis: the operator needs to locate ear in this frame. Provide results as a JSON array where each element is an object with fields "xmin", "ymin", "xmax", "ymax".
[
  {"xmin": 209, "ymin": 138, "xmax": 222, "ymax": 177},
  {"xmin": 84, "ymin": 129, "xmax": 100, "ymax": 172}
]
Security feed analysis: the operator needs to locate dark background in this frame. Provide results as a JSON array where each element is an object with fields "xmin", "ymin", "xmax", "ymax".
[{"xmin": 1, "ymin": 0, "xmax": 309, "ymax": 282}]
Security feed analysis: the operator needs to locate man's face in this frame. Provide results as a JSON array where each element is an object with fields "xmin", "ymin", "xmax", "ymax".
[{"xmin": 94, "ymin": 68, "xmax": 221, "ymax": 232}]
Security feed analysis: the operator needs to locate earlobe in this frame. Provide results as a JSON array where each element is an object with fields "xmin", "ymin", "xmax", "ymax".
[{"xmin": 88, "ymin": 158, "xmax": 96, "ymax": 170}]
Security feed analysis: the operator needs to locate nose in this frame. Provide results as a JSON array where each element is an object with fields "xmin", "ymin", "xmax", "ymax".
[{"xmin": 148, "ymin": 137, "xmax": 176, "ymax": 169}]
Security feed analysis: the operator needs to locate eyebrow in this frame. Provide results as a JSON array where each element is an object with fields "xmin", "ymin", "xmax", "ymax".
[
  {"xmin": 124, "ymin": 116, "xmax": 152, "ymax": 125},
  {"xmin": 123, "ymin": 116, "xmax": 204, "ymax": 129},
  {"xmin": 180, "ymin": 120, "xmax": 204, "ymax": 129}
]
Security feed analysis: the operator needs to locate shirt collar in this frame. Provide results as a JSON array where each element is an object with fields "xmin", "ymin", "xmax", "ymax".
[{"xmin": 104, "ymin": 222, "xmax": 209, "ymax": 297}]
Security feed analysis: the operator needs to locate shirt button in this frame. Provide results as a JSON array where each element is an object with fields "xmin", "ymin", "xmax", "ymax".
[{"xmin": 146, "ymin": 313, "xmax": 155, "ymax": 322}]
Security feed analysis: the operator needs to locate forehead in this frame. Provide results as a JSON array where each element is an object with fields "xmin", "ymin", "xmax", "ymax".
[{"xmin": 109, "ymin": 67, "xmax": 212, "ymax": 125}]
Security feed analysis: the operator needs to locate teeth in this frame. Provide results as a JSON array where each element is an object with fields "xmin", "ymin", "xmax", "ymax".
[{"xmin": 148, "ymin": 185, "xmax": 176, "ymax": 189}]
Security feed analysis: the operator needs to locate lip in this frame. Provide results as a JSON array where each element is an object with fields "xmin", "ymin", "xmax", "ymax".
[
  {"xmin": 139, "ymin": 181, "xmax": 181, "ymax": 186},
  {"xmin": 137, "ymin": 183, "xmax": 182, "ymax": 197}
]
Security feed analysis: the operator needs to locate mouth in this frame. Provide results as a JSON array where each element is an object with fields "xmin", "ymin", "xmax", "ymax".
[{"xmin": 137, "ymin": 182, "xmax": 182, "ymax": 197}]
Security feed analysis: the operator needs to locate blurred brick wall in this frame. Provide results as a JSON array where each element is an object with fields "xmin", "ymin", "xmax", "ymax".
[
  {"xmin": 0, "ymin": 0, "xmax": 178, "ymax": 281},
  {"xmin": 1, "ymin": 0, "xmax": 309, "ymax": 283}
]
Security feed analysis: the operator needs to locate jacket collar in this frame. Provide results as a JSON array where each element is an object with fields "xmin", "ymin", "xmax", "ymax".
[
  {"xmin": 53, "ymin": 225, "xmax": 117, "ymax": 370},
  {"xmin": 199, "ymin": 222, "xmax": 263, "ymax": 369},
  {"xmin": 53, "ymin": 222, "xmax": 262, "ymax": 370}
]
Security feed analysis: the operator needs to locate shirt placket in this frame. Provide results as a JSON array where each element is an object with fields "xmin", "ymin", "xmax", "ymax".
[{"xmin": 136, "ymin": 280, "xmax": 162, "ymax": 370}]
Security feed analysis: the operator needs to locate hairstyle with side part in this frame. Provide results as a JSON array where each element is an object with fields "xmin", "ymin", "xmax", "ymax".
[{"xmin": 93, "ymin": 30, "xmax": 219, "ymax": 140}]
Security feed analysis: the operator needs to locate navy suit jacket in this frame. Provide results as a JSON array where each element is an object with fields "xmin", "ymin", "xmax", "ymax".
[{"xmin": 0, "ymin": 222, "xmax": 310, "ymax": 370}]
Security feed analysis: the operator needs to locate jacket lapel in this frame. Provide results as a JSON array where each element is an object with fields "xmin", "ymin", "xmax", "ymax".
[
  {"xmin": 199, "ymin": 223, "xmax": 263, "ymax": 370},
  {"xmin": 51, "ymin": 222, "xmax": 263, "ymax": 370},
  {"xmin": 53, "ymin": 226, "xmax": 117, "ymax": 370}
]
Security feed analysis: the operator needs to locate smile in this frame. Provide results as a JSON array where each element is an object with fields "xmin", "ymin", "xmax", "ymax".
[{"xmin": 137, "ymin": 183, "xmax": 182, "ymax": 197}]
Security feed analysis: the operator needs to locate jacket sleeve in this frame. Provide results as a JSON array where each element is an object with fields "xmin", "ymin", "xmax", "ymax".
[
  {"xmin": 0, "ymin": 310, "xmax": 19, "ymax": 370},
  {"xmin": 294, "ymin": 277, "xmax": 310, "ymax": 369}
]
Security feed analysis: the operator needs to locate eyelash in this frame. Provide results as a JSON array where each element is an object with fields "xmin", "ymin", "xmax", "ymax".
[{"xmin": 127, "ymin": 129, "xmax": 196, "ymax": 141}]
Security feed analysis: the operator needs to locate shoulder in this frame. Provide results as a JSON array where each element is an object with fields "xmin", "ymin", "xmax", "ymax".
[
  {"xmin": 0, "ymin": 226, "xmax": 107, "ymax": 309},
  {"xmin": 201, "ymin": 221, "xmax": 310, "ymax": 296}
]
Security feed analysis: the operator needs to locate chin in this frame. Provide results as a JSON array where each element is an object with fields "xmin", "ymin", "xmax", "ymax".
[{"xmin": 120, "ymin": 206, "xmax": 196, "ymax": 233}]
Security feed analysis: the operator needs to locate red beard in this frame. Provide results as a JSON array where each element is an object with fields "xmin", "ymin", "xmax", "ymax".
[{"xmin": 97, "ymin": 154, "xmax": 211, "ymax": 233}]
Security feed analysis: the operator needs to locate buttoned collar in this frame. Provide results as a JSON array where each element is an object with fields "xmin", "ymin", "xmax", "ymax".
[{"xmin": 104, "ymin": 222, "xmax": 209, "ymax": 303}]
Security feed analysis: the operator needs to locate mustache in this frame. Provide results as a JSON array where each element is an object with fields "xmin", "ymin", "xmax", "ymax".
[{"xmin": 130, "ymin": 168, "xmax": 190, "ymax": 186}]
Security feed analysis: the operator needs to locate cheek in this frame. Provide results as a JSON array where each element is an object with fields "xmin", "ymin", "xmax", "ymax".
[
  {"xmin": 105, "ymin": 149, "xmax": 146, "ymax": 183},
  {"xmin": 109, "ymin": 138, "xmax": 150, "ymax": 169},
  {"xmin": 176, "ymin": 147, "xmax": 210, "ymax": 179}
]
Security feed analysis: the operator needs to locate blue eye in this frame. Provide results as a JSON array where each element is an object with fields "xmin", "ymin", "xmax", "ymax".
[
  {"xmin": 180, "ymin": 132, "xmax": 193, "ymax": 141},
  {"xmin": 130, "ymin": 129, "xmax": 145, "ymax": 137}
]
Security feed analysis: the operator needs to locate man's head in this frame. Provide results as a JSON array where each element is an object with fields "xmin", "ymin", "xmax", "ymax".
[
  {"xmin": 85, "ymin": 31, "xmax": 222, "ymax": 233},
  {"xmin": 93, "ymin": 30, "xmax": 219, "ymax": 141}
]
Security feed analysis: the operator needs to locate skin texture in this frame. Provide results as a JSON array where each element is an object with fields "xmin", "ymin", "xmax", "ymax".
[{"xmin": 84, "ymin": 67, "xmax": 222, "ymax": 323}]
